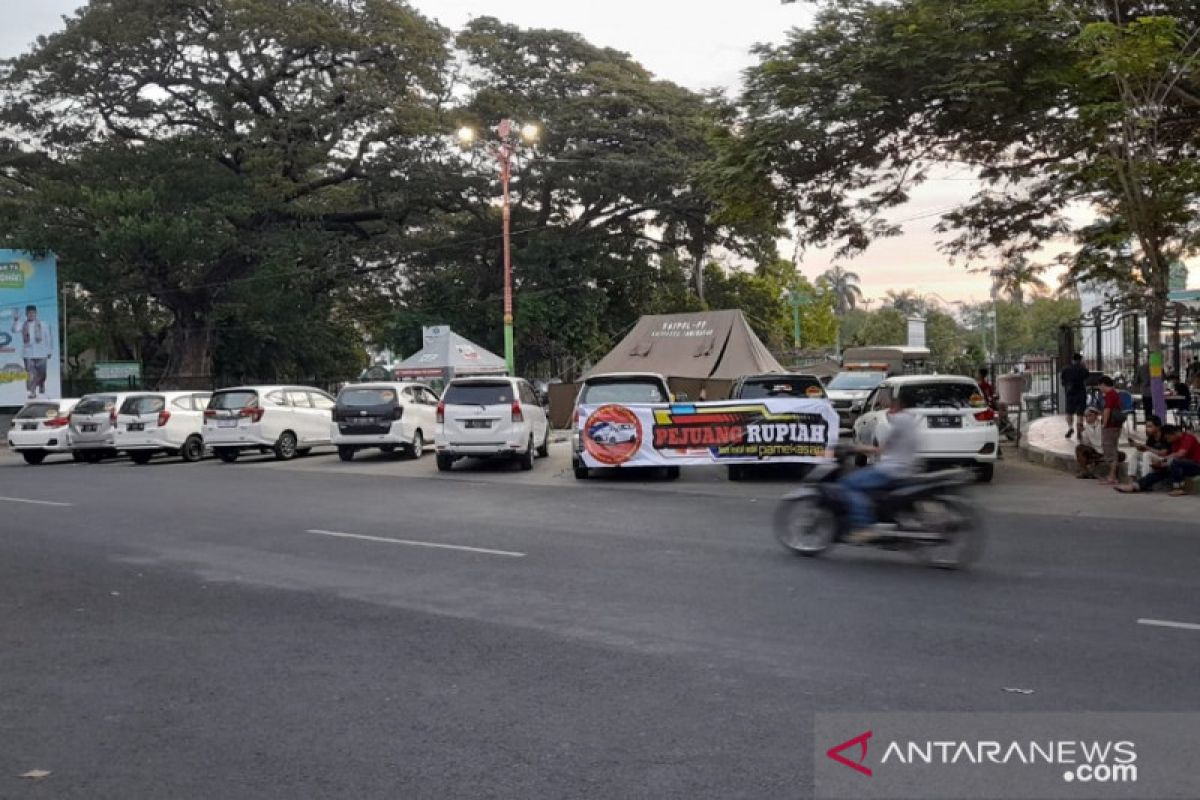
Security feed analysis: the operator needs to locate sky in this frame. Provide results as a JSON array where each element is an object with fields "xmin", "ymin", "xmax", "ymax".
[{"xmin": 2, "ymin": 0, "xmax": 1081, "ymax": 304}]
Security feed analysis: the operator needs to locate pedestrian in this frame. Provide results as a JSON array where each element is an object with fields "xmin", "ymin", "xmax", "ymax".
[
  {"xmin": 1097, "ymin": 376, "xmax": 1125, "ymax": 485},
  {"xmin": 1114, "ymin": 415, "xmax": 1169, "ymax": 493},
  {"xmin": 1060, "ymin": 353, "xmax": 1089, "ymax": 439},
  {"xmin": 1073, "ymin": 407, "xmax": 1106, "ymax": 479}
]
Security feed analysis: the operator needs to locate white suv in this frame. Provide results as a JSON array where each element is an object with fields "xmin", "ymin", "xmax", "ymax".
[
  {"xmin": 114, "ymin": 390, "xmax": 212, "ymax": 464},
  {"xmin": 435, "ymin": 377, "xmax": 550, "ymax": 472},
  {"xmin": 333, "ymin": 382, "xmax": 439, "ymax": 461},
  {"xmin": 70, "ymin": 392, "xmax": 140, "ymax": 462},
  {"xmin": 204, "ymin": 385, "xmax": 335, "ymax": 462},
  {"xmin": 7, "ymin": 398, "xmax": 79, "ymax": 465},
  {"xmin": 852, "ymin": 375, "xmax": 1000, "ymax": 482}
]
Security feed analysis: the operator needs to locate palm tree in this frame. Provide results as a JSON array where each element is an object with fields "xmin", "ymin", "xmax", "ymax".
[
  {"xmin": 817, "ymin": 266, "xmax": 864, "ymax": 316},
  {"xmin": 991, "ymin": 255, "xmax": 1048, "ymax": 306},
  {"xmin": 884, "ymin": 289, "xmax": 927, "ymax": 316}
]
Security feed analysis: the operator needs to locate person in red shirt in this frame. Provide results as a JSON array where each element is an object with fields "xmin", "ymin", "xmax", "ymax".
[
  {"xmin": 1163, "ymin": 426, "xmax": 1200, "ymax": 497},
  {"xmin": 976, "ymin": 367, "xmax": 996, "ymax": 408},
  {"xmin": 1097, "ymin": 377, "xmax": 1125, "ymax": 485}
]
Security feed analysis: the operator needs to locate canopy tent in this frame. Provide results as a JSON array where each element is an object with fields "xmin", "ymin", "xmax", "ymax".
[
  {"xmin": 393, "ymin": 326, "xmax": 507, "ymax": 384},
  {"xmin": 583, "ymin": 310, "xmax": 783, "ymax": 381}
]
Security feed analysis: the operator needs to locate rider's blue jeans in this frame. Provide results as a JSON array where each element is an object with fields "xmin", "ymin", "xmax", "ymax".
[{"xmin": 841, "ymin": 466, "xmax": 894, "ymax": 529}]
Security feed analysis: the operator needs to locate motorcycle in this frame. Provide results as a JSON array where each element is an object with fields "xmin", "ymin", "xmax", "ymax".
[{"xmin": 773, "ymin": 446, "xmax": 985, "ymax": 569}]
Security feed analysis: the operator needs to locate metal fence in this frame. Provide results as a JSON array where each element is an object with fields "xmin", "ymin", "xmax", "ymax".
[
  {"xmin": 64, "ymin": 375, "xmax": 355, "ymax": 398},
  {"xmin": 989, "ymin": 358, "xmax": 1060, "ymax": 414}
]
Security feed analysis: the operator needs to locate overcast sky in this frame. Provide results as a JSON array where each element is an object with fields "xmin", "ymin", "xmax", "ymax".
[{"xmin": 2, "ymin": 0, "xmax": 1024, "ymax": 303}]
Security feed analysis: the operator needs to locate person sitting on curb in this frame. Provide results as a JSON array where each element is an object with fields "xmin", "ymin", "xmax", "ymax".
[
  {"xmin": 1114, "ymin": 415, "xmax": 1170, "ymax": 493},
  {"xmin": 1075, "ymin": 407, "xmax": 1124, "ymax": 479},
  {"xmin": 1117, "ymin": 424, "xmax": 1200, "ymax": 496}
]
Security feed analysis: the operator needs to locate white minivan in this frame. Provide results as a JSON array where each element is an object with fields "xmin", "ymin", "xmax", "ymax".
[
  {"xmin": 332, "ymin": 382, "xmax": 439, "ymax": 461},
  {"xmin": 434, "ymin": 376, "xmax": 550, "ymax": 472},
  {"xmin": 204, "ymin": 385, "xmax": 335, "ymax": 462},
  {"xmin": 7, "ymin": 398, "xmax": 79, "ymax": 465},
  {"xmin": 114, "ymin": 390, "xmax": 212, "ymax": 464},
  {"xmin": 70, "ymin": 392, "xmax": 140, "ymax": 462}
]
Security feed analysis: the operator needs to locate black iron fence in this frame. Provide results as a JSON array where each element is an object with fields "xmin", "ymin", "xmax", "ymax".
[{"xmin": 989, "ymin": 358, "xmax": 1060, "ymax": 414}]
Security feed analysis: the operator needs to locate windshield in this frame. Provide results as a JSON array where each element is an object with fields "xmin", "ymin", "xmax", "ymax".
[
  {"xmin": 581, "ymin": 381, "xmax": 666, "ymax": 404},
  {"xmin": 16, "ymin": 402, "xmax": 61, "ymax": 419},
  {"xmin": 828, "ymin": 372, "xmax": 885, "ymax": 391},
  {"xmin": 338, "ymin": 387, "xmax": 399, "ymax": 407},
  {"xmin": 739, "ymin": 377, "xmax": 824, "ymax": 399},
  {"xmin": 74, "ymin": 396, "xmax": 116, "ymax": 415},
  {"xmin": 897, "ymin": 382, "xmax": 982, "ymax": 409},
  {"xmin": 209, "ymin": 391, "xmax": 259, "ymax": 410},
  {"xmin": 120, "ymin": 396, "xmax": 165, "ymax": 416},
  {"xmin": 443, "ymin": 382, "xmax": 513, "ymax": 406}
]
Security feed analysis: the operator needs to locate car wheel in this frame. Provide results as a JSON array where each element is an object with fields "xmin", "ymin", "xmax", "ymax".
[
  {"xmin": 573, "ymin": 460, "xmax": 590, "ymax": 480},
  {"xmin": 273, "ymin": 431, "xmax": 298, "ymax": 461},
  {"xmin": 21, "ymin": 450, "xmax": 46, "ymax": 466},
  {"xmin": 216, "ymin": 448, "xmax": 239, "ymax": 463},
  {"xmin": 519, "ymin": 437, "xmax": 535, "ymax": 471},
  {"xmin": 181, "ymin": 435, "xmax": 205, "ymax": 463},
  {"xmin": 536, "ymin": 428, "xmax": 550, "ymax": 458},
  {"xmin": 975, "ymin": 462, "xmax": 995, "ymax": 483},
  {"xmin": 727, "ymin": 464, "xmax": 743, "ymax": 481},
  {"xmin": 436, "ymin": 453, "xmax": 454, "ymax": 472},
  {"xmin": 409, "ymin": 431, "xmax": 424, "ymax": 459},
  {"xmin": 337, "ymin": 446, "xmax": 355, "ymax": 462},
  {"xmin": 129, "ymin": 451, "xmax": 154, "ymax": 465}
]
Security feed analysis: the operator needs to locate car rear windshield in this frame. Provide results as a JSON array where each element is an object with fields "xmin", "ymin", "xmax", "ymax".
[
  {"xmin": 209, "ymin": 391, "xmax": 258, "ymax": 410},
  {"xmin": 338, "ymin": 387, "xmax": 399, "ymax": 407},
  {"xmin": 581, "ymin": 381, "xmax": 666, "ymax": 404},
  {"xmin": 897, "ymin": 382, "xmax": 981, "ymax": 409},
  {"xmin": 120, "ymin": 396, "xmax": 165, "ymax": 415},
  {"xmin": 443, "ymin": 382, "xmax": 513, "ymax": 406},
  {"xmin": 16, "ymin": 402, "xmax": 60, "ymax": 419},
  {"xmin": 739, "ymin": 377, "xmax": 824, "ymax": 399},
  {"xmin": 74, "ymin": 396, "xmax": 116, "ymax": 415},
  {"xmin": 828, "ymin": 372, "xmax": 885, "ymax": 390}
]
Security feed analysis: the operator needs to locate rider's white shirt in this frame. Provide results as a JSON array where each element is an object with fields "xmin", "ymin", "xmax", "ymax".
[{"xmin": 877, "ymin": 410, "xmax": 919, "ymax": 477}]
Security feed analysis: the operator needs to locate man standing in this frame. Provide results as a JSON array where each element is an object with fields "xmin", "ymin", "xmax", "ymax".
[
  {"xmin": 1097, "ymin": 376, "xmax": 1124, "ymax": 485},
  {"xmin": 1061, "ymin": 353, "xmax": 1089, "ymax": 439},
  {"xmin": 12, "ymin": 305, "xmax": 51, "ymax": 399},
  {"xmin": 976, "ymin": 367, "xmax": 996, "ymax": 408}
]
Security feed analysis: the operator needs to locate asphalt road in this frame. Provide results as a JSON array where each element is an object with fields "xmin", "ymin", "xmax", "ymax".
[{"xmin": 1, "ymin": 445, "xmax": 1198, "ymax": 798}]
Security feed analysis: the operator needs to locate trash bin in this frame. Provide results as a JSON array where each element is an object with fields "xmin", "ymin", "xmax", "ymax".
[
  {"xmin": 1024, "ymin": 394, "xmax": 1043, "ymax": 422},
  {"xmin": 998, "ymin": 374, "xmax": 1025, "ymax": 407}
]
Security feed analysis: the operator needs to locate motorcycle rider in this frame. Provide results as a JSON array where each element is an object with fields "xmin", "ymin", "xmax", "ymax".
[{"xmin": 843, "ymin": 390, "xmax": 920, "ymax": 542}]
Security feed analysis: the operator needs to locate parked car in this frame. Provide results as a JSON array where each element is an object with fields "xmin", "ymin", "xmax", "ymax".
[
  {"xmin": 852, "ymin": 375, "xmax": 1000, "ymax": 482},
  {"xmin": 7, "ymin": 398, "xmax": 79, "ymax": 465},
  {"xmin": 115, "ymin": 390, "xmax": 212, "ymax": 464},
  {"xmin": 570, "ymin": 372, "xmax": 677, "ymax": 480},
  {"xmin": 434, "ymin": 376, "xmax": 550, "ymax": 472},
  {"xmin": 203, "ymin": 385, "xmax": 335, "ymax": 462},
  {"xmin": 826, "ymin": 370, "xmax": 887, "ymax": 430},
  {"xmin": 726, "ymin": 373, "xmax": 833, "ymax": 481},
  {"xmin": 332, "ymin": 382, "xmax": 439, "ymax": 461},
  {"xmin": 70, "ymin": 392, "xmax": 140, "ymax": 463}
]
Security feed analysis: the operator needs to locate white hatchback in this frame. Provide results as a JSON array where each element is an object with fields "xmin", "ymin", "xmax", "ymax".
[
  {"xmin": 203, "ymin": 385, "xmax": 336, "ymax": 462},
  {"xmin": 852, "ymin": 375, "xmax": 1000, "ymax": 482},
  {"xmin": 70, "ymin": 392, "xmax": 140, "ymax": 462},
  {"xmin": 332, "ymin": 382, "xmax": 439, "ymax": 461},
  {"xmin": 7, "ymin": 398, "xmax": 79, "ymax": 465},
  {"xmin": 114, "ymin": 390, "xmax": 212, "ymax": 464},
  {"xmin": 434, "ymin": 377, "xmax": 550, "ymax": 472}
]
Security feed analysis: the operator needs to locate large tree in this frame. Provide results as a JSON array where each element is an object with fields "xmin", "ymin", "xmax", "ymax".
[
  {"xmin": 732, "ymin": 0, "xmax": 1200, "ymax": 415},
  {"xmin": 0, "ymin": 0, "xmax": 452, "ymax": 382}
]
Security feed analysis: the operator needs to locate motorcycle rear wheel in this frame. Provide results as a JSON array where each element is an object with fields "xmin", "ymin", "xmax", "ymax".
[
  {"xmin": 773, "ymin": 496, "xmax": 838, "ymax": 557},
  {"xmin": 913, "ymin": 497, "xmax": 984, "ymax": 569}
]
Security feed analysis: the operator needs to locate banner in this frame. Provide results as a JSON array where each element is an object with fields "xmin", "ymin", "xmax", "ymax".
[
  {"xmin": 578, "ymin": 398, "xmax": 839, "ymax": 468},
  {"xmin": 0, "ymin": 251, "xmax": 60, "ymax": 407}
]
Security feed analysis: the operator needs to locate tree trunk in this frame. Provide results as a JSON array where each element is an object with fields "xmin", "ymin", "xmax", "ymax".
[
  {"xmin": 1146, "ymin": 302, "xmax": 1166, "ymax": 420},
  {"xmin": 162, "ymin": 312, "xmax": 213, "ymax": 387}
]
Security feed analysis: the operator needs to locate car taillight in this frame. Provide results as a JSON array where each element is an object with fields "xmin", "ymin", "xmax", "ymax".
[
  {"xmin": 974, "ymin": 408, "xmax": 996, "ymax": 422},
  {"xmin": 511, "ymin": 400, "xmax": 524, "ymax": 423},
  {"xmin": 45, "ymin": 416, "xmax": 69, "ymax": 429},
  {"xmin": 203, "ymin": 409, "xmax": 216, "ymax": 419},
  {"xmin": 239, "ymin": 407, "xmax": 264, "ymax": 423},
  {"xmin": 436, "ymin": 402, "xmax": 445, "ymax": 424},
  {"xmin": 157, "ymin": 410, "xmax": 171, "ymax": 427},
  {"xmin": 393, "ymin": 405, "xmax": 404, "ymax": 421}
]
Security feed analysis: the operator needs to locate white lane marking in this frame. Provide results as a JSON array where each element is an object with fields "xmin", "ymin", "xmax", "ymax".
[
  {"xmin": 1137, "ymin": 618, "xmax": 1200, "ymax": 631},
  {"xmin": 0, "ymin": 496, "xmax": 73, "ymax": 507},
  {"xmin": 305, "ymin": 529, "xmax": 525, "ymax": 558}
]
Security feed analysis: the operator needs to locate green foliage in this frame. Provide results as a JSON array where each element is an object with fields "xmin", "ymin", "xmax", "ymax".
[{"xmin": 851, "ymin": 308, "xmax": 906, "ymax": 347}]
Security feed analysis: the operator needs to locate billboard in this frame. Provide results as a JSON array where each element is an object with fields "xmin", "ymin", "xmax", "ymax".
[{"xmin": 0, "ymin": 251, "xmax": 61, "ymax": 407}]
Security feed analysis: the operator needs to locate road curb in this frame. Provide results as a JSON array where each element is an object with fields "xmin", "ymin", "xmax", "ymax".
[{"xmin": 1018, "ymin": 426, "xmax": 1131, "ymax": 480}]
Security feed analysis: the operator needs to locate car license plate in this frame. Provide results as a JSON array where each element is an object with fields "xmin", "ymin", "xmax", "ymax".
[
  {"xmin": 218, "ymin": 419, "xmax": 238, "ymax": 428},
  {"xmin": 928, "ymin": 415, "xmax": 962, "ymax": 429},
  {"xmin": 127, "ymin": 423, "xmax": 144, "ymax": 432},
  {"xmin": 22, "ymin": 423, "xmax": 37, "ymax": 431},
  {"xmin": 465, "ymin": 419, "xmax": 491, "ymax": 429},
  {"xmin": 349, "ymin": 417, "xmax": 374, "ymax": 426},
  {"xmin": 81, "ymin": 424, "xmax": 97, "ymax": 433}
]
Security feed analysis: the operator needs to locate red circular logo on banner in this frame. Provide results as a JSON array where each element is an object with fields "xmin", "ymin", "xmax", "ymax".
[{"xmin": 583, "ymin": 404, "xmax": 643, "ymax": 465}]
